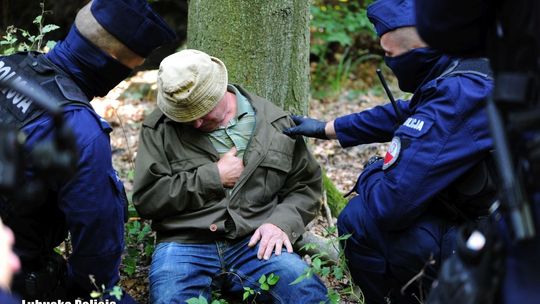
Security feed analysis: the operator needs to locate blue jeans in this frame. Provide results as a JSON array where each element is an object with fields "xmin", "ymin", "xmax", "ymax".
[{"xmin": 149, "ymin": 236, "xmax": 328, "ymax": 304}]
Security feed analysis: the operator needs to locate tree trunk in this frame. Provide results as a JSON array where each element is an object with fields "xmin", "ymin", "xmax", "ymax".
[
  {"xmin": 187, "ymin": 0, "xmax": 310, "ymax": 114},
  {"xmin": 186, "ymin": 0, "xmax": 348, "ymax": 268}
]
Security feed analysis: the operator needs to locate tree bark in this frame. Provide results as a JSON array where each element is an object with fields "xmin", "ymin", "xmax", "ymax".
[{"xmin": 187, "ymin": 0, "xmax": 310, "ymax": 113}]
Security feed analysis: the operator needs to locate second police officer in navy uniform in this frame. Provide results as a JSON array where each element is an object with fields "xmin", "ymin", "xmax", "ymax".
[
  {"xmin": 284, "ymin": 0, "xmax": 496, "ymax": 302},
  {"xmin": 0, "ymin": 0, "xmax": 175, "ymax": 302}
]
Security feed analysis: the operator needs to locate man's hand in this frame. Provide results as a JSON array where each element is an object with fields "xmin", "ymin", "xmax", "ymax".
[
  {"xmin": 283, "ymin": 115, "xmax": 328, "ymax": 139},
  {"xmin": 248, "ymin": 223, "xmax": 293, "ymax": 260},
  {"xmin": 217, "ymin": 147, "xmax": 244, "ymax": 188}
]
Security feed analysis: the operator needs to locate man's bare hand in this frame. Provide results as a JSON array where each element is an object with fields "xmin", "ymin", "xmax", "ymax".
[
  {"xmin": 248, "ymin": 223, "xmax": 293, "ymax": 260},
  {"xmin": 217, "ymin": 147, "xmax": 244, "ymax": 188}
]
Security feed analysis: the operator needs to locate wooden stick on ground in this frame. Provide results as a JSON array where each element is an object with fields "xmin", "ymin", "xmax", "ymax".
[{"xmin": 321, "ymin": 190, "xmax": 335, "ymax": 228}]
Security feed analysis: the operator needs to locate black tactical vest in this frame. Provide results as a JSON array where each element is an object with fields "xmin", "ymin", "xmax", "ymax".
[
  {"xmin": 0, "ymin": 52, "xmax": 92, "ymax": 128},
  {"xmin": 0, "ymin": 52, "xmax": 94, "ymax": 261}
]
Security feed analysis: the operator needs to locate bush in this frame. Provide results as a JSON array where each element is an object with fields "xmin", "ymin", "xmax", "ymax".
[
  {"xmin": 310, "ymin": 0, "xmax": 381, "ymax": 99},
  {"xmin": 0, "ymin": 2, "xmax": 58, "ymax": 55}
]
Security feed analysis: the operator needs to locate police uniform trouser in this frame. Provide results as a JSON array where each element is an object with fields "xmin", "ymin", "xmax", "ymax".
[{"xmin": 338, "ymin": 196, "xmax": 458, "ymax": 304}]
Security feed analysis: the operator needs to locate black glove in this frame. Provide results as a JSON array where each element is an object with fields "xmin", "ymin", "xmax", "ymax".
[{"xmin": 283, "ymin": 115, "xmax": 328, "ymax": 139}]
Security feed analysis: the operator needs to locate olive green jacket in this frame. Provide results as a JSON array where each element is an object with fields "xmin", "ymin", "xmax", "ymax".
[{"xmin": 133, "ymin": 86, "xmax": 322, "ymax": 244}]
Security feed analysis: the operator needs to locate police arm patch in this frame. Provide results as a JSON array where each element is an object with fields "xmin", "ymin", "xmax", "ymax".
[{"xmin": 383, "ymin": 136, "xmax": 401, "ymax": 170}]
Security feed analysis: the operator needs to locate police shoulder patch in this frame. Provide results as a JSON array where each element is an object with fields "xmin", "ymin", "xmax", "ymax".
[
  {"xmin": 383, "ymin": 136, "xmax": 401, "ymax": 170},
  {"xmin": 400, "ymin": 116, "xmax": 433, "ymax": 137}
]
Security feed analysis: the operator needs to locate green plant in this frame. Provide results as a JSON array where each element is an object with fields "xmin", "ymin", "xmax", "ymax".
[
  {"xmin": 243, "ymin": 273, "xmax": 280, "ymax": 302},
  {"xmin": 186, "ymin": 295, "xmax": 229, "ymax": 304},
  {"xmin": 310, "ymin": 0, "xmax": 380, "ymax": 98},
  {"xmin": 292, "ymin": 226, "xmax": 364, "ymax": 303},
  {"xmin": 122, "ymin": 220, "xmax": 155, "ymax": 276},
  {"xmin": 310, "ymin": 0, "xmax": 375, "ymax": 59},
  {"xmin": 89, "ymin": 274, "xmax": 124, "ymax": 301},
  {"xmin": 0, "ymin": 1, "xmax": 59, "ymax": 55},
  {"xmin": 186, "ymin": 273, "xmax": 280, "ymax": 304}
]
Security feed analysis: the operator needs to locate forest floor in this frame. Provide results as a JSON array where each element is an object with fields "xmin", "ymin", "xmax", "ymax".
[{"xmin": 92, "ymin": 67, "xmax": 403, "ymax": 303}]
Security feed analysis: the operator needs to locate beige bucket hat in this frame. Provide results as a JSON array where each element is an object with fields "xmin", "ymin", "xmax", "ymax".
[{"xmin": 157, "ymin": 49, "xmax": 228, "ymax": 122}]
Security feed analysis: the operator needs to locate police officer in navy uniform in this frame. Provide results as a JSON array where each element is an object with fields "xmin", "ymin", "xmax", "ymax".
[
  {"xmin": 0, "ymin": 0, "xmax": 175, "ymax": 302},
  {"xmin": 284, "ymin": 0, "xmax": 496, "ymax": 302}
]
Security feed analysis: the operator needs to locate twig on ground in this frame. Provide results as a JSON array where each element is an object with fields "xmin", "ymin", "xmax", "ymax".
[{"xmin": 321, "ymin": 190, "xmax": 335, "ymax": 228}]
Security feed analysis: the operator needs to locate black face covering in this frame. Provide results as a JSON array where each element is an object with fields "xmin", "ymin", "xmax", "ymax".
[
  {"xmin": 384, "ymin": 47, "xmax": 442, "ymax": 93},
  {"xmin": 45, "ymin": 25, "xmax": 132, "ymax": 99}
]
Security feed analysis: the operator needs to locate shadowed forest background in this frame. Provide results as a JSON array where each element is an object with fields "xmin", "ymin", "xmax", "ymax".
[{"xmin": 1, "ymin": 0, "xmax": 412, "ymax": 302}]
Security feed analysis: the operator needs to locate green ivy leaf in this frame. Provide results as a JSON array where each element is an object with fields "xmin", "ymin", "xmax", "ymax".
[
  {"xmin": 109, "ymin": 286, "xmax": 123, "ymax": 301},
  {"xmin": 258, "ymin": 274, "xmax": 267, "ymax": 284},
  {"xmin": 122, "ymin": 256, "xmax": 136, "ymax": 276},
  {"xmin": 90, "ymin": 291, "xmax": 102, "ymax": 298},
  {"xmin": 325, "ymin": 226, "xmax": 337, "ymax": 235},
  {"xmin": 33, "ymin": 16, "xmax": 42, "ymax": 25},
  {"xmin": 267, "ymin": 273, "xmax": 280, "ymax": 285},
  {"xmin": 337, "ymin": 233, "xmax": 352, "ymax": 241},
  {"xmin": 327, "ymin": 289, "xmax": 341, "ymax": 304},
  {"xmin": 260, "ymin": 283, "xmax": 270, "ymax": 291},
  {"xmin": 312, "ymin": 258, "xmax": 322, "ymax": 271},
  {"xmin": 45, "ymin": 40, "xmax": 56, "ymax": 50},
  {"xmin": 299, "ymin": 242, "xmax": 317, "ymax": 251},
  {"xmin": 186, "ymin": 295, "xmax": 208, "ymax": 304},
  {"xmin": 144, "ymin": 244, "xmax": 155, "ymax": 257},
  {"xmin": 42, "ymin": 24, "xmax": 60, "ymax": 34},
  {"xmin": 332, "ymin": 266, "xmax": 344, "ymax": 280},
  {"xmin": 243, "ymin": 291, "xmax": 250, "ymax": 301},
  {"xmin": 289, "ymin": 273, "xmax": 307, "ymax": 286},
  {"xmin": 127, "ymin": 169, "xmax": 135, "ymax": 181},
  {"xmin": 321, "ymin": 266, "xmax": 331, "ymax": 277}
]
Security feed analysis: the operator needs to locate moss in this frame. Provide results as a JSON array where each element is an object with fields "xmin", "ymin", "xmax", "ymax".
[{"xmin": 323, "ymin": 172, "xmax": 348, "ymax": 217}]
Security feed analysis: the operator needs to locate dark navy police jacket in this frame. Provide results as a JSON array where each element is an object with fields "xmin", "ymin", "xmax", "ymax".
[
  {"xmin": 0, "ymin": 52, "xmax": 130, "ymax": 301},
  {"xmin": 335, "ymin": 55, "xmax": 493, "ymax": 238}
]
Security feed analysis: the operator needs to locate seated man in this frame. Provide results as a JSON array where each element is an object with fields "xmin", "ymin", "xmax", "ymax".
[{"xmin": 133, "ymin": 49, "xmax": 328, "ymax": 304}]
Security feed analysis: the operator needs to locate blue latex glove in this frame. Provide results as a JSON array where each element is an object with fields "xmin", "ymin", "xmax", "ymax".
[{"xmin": 283, "ymin": 115, "xmax": 328, "ymax": 139}]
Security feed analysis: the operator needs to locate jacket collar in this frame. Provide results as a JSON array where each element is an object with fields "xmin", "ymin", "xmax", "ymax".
[
  {"xmin": 409, "ymin": 54, "xmax": 454, "ymax": 108},
  {"xmin": 232, "ymin": 85, "xmax": 288, "ymax": 124},
  {"xmin": 143, "ymin": 85, "xmax": 287, "ymax": 159},
  {"xmin": 143, "ymin": 84, "xmax": 286, "ymax": 129}
]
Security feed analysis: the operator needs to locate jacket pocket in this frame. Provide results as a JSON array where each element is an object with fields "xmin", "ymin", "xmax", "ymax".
[
  {"xmin": 261, "ymin": 150, "xmax": 292, "ymax": 200},
  {"xmin": 259, "ymin": 150, "xmax": 292, "ymax": 173},
  {"xmin": 244, "ymin": 136, "xmax": 294, "ymax": 205}
]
